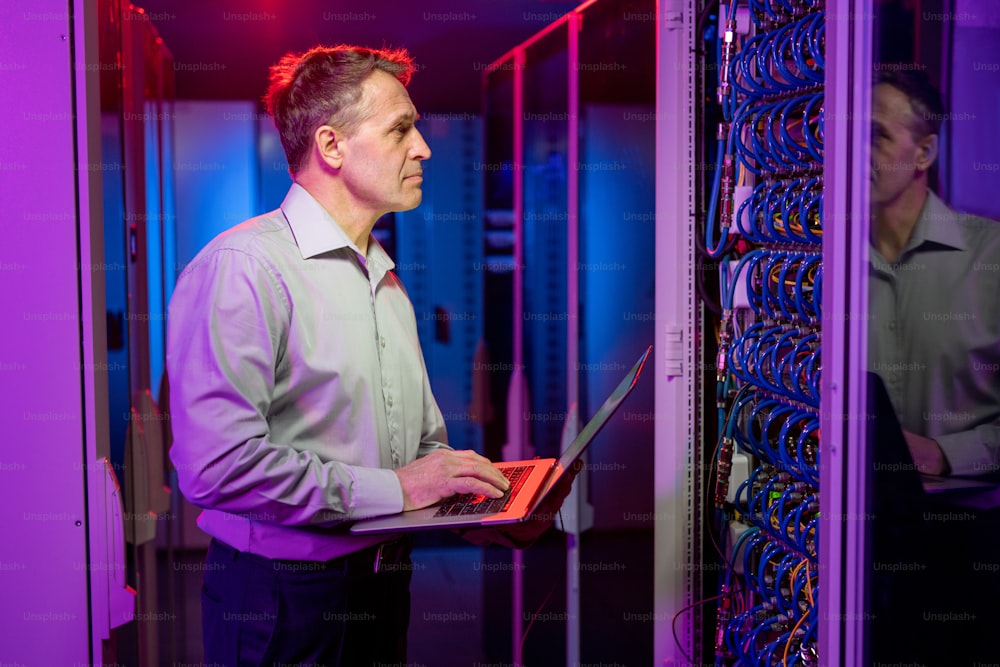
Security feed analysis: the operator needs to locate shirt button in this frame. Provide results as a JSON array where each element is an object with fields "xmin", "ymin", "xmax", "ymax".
[
  {"xmin": 888, "ymin": 321, "xmax": 896, "ymax": 331},
  {"xmin": 380, "ymin": 336, "xmax": 386, "ymax": 348},
  {"xmin": 889, "ymin": 373, "xmax": 898, "ymax": 383},
  {"xmin": 387, "ymin": 395, "xmax": 394, "ymax": 407}
]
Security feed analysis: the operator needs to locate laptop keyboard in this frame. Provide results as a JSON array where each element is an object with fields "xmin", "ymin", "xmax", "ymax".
[{"xmin": 433, "ymin": 465, "xmax": 532, "ymax": 517}]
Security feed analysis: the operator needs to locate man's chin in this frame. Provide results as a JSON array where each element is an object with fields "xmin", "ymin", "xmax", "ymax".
[{"xmin": 392, "ymin": 196, "xmax": 423, "ymax": 213}]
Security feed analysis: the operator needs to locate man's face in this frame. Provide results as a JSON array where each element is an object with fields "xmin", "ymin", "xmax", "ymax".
[
  {"xmin": 337, "ymin": 70, "xmax": 431, "ymax": 217},
  {"xmin": 870, "ymin": 83, "xmax": 935, "ymax": 208}
]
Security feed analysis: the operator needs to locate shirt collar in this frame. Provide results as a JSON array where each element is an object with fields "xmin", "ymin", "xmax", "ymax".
[
  {"xmin": 279, "ymin": 183, "xmax": 396, "ymax": 275},
  {"xmin": 905, "ymin": 190, "xmax": 967, "ymax": 253}
]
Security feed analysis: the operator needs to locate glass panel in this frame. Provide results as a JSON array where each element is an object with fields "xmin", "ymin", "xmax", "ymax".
[
  {"xmin": 522, "ymin": 23, "xmax": 570, "ymax": 459},
  {"xmin": 867, "ymin": 2, "xmax": 1000, "ymax": 664},
  {"xmin": 99, "ymin": 0, "xmax": 129, "ymax": 490},
  {"xmin": 578, "ymin": 0, "xmax": 656, "ymax": 514},
  {"xmin": 97, "ymin": 0, "xmax": 139, "ymax": 660},
  {"xmin": 482, "ymin": 60, "xmax": 517, "ymax": 463},
  {"xmin": 145, "ymin": 95, "xmax": 164, "ymax": 401},
  {"xmin": 576, "ymin": 4, "xmax": 655, "ymax": 664}
]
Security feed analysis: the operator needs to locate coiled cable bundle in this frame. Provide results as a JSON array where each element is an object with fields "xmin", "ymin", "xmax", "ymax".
[{"xmin": 708, "ymin": 1, "xmax": 824, "ymax": 664}]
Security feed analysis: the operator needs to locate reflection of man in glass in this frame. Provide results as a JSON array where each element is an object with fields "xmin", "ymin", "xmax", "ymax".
[
  {"xmin": 868, "ymin": 67, "xmax": 1000, "ymax": 480},
  {"xmin": 868, "ymin": 66, "xmax": 1000, "ymax": 666}
]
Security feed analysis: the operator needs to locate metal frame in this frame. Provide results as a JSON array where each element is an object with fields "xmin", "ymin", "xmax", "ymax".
[{"xmin": 563, "ymin": 12, "xmax": 584, "ymax": 665}]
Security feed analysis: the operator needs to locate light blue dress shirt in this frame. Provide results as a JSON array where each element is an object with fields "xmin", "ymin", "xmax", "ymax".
[
  {"xmin": 869, "ymin": 191, "xmax": 1000, "ymax": 477},
  {"xmin": 167, "ymin": 183, "xmax": 449, "ymax": 560}
]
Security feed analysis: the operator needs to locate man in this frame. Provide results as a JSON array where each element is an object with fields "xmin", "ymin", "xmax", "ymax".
[
  {"xmin": 868, "ymin": 67, "xmax": 1000, "ymax": 479},
  {"xmin": 166, "ymin": 45, "xmax": 512, "ymax": 666}
]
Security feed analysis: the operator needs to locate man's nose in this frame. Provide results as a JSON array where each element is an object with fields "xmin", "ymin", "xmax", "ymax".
[{"xmin": 411, "ymin": 128, "xmax": 431, "ymax": 161}]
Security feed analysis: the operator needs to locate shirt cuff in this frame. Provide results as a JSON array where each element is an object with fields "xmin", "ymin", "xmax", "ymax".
[
  {"xmin": 934, "ymin": 430, "xmax": 994, "ymax": 477},
  {"xmin": 345, "ymin": 465, "xmax": 405, "ymax": 520}
]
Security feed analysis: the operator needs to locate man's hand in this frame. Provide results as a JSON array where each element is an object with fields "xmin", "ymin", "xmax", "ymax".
[
  {"xmin": 903, "ymin": 430, "xmax": 950, "ymax": 476},
  {"xmin": 394, "ymin": 449, "xmax": 510, "ymax": 511},
  {"xmin": 456, "ymin": 459, "xmax": 586, "ymax": 550}
]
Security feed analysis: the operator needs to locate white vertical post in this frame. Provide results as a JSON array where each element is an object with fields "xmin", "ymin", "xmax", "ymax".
[
  {"xmin": 509, "ymin": 46, "xmax": 528, "ymax": 667},
  {"xmin": 820, "ymin": 0, "xmax": 873, "ymax": 664},
  {"xmin": 654, "ymin": 0, "xmax": 698, "ymax": 662},
  {"xmin": 565, "ymin": 10, "xmax": 584, "ymax": 667}
]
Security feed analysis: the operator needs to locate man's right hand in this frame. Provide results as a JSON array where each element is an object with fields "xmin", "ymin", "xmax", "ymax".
[
  {"xmin": 394, "ymin": 449, "xmax": 510, "ymax": 511},
  {"xmin": 903, "ymin": 430, "xmax": 950, "ymax": 476}
]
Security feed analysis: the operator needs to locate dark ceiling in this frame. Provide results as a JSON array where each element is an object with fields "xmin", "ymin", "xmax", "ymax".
[{"xmin": 136, "ymin": 0, "xmax": 584, "ymax": 112}]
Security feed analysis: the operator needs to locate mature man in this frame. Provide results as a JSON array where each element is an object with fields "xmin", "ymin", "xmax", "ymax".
[
  {"xmin": 166, "ymin": 45, "xmax": 510, "ymax": 666},
  {"xmin": 868, "ymin": 67, "xmax": 1000, "ymax": 479}
]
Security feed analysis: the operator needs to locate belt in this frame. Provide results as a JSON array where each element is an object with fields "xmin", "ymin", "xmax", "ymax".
[{"xmin": 210, "ymin": 537, "xmax": 412, "ymax": 575}]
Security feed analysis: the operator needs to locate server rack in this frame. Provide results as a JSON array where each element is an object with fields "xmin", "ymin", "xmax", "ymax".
[{"xmin": 655, "ymin": 0, "xmax": 872, "ymax": 664}]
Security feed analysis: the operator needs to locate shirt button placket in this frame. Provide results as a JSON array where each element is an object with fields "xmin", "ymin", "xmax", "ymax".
[
  {"xmin": 370, "ymin": 276, "xmax": 396, "ymax": 468},
  {"xmin": 378, "ymin": 328, "xmax": 400, "ymax": 467},
  {"xmin": 887, "ymin": 289, "xmax": 904, "ymax": 404}
]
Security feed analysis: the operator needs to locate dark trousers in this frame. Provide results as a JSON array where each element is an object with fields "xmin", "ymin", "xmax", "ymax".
[{"xmin": 201, "ymin": 538, "xmax": 413, "ymax": 667}]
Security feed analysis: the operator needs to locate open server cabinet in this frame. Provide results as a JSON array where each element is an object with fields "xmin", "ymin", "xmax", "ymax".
[{"xmin": 655, "ymin": 0, "xmax": 872, "ymax": 664}]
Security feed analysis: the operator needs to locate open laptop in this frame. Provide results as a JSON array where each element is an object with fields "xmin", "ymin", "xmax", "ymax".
[{"xmin": 350, "ymin": 345, "xmax": 651, "ymax": 535}]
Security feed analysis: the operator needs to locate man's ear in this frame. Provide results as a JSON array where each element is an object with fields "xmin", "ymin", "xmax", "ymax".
[
  {"xmin": 915, "ymin": 133, "xmax": 939, "ymax": 172},
  {"xmin": 314, "ymin": 125, "xmax": 345, "ymax": 170}
]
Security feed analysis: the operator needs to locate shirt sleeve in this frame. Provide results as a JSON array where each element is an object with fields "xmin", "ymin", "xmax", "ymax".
[
  {"xmin": 935, "ymin": 424, "xmax": 1000, "ymax": 477},
  {"xmin": 166, "ymin": 247, "xmax": 404, "ymax": 526}
]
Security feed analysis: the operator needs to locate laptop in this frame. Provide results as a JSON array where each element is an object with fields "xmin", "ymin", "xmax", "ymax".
[{"xmin": 350, "ymin": 345, "xmax": 651, "ymax": 535}]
